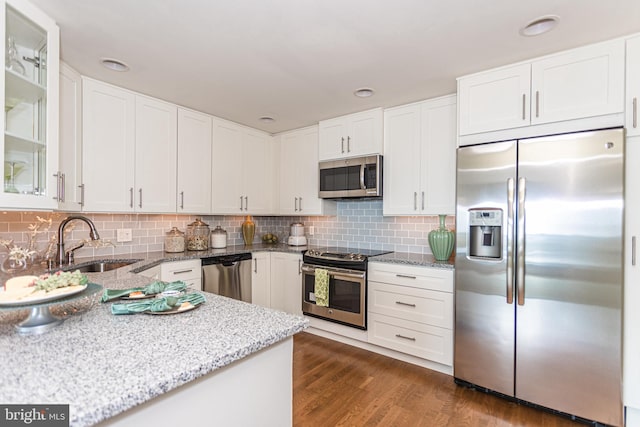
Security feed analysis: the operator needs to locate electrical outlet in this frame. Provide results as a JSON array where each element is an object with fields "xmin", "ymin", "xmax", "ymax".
[
  {"xmin": 308, "ymin": 226, "xmax": 314, "ymax": 236},
  {"xmin": 117, "ymin": 228, "xmax": 132, "ymax": 243}
]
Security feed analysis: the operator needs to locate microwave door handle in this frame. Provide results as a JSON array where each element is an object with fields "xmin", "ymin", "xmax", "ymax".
[{"xmin": 360, "ymin": 164, "xmax": 366, "ymax": 190}]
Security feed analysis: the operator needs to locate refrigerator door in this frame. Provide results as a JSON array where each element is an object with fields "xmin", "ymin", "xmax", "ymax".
[
  {"xmin": 454, "ymin": 140, "xmax": 517, "ymax": 396},
  {"xmin": 516, "ymin": 128, "xmax": 623, "ymax": 426}
]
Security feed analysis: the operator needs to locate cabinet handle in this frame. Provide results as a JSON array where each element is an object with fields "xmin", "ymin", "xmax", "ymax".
[
  {"xmin": 395, "ymin": 334, "xmax": 416, "ymax": 342},
  {"xmin": 53, "ymin": 172, "xmax": 61, "ymax": 201},
  {"xmin": 78, "ymin": 184, "xmax": 85, "ymax": 207},
  {"xmin": 396, "ymin": 274, "xmax": 416, "ymax": 279},
  {"xmin": 347, "ymin": 136, "xmax": 351, "ymax": 153},
  {"xmin": 240, "ymin": 196, "xmax": 244, "ymax": 211},
  {"xmin": 298, "ymin": 259, "xmax": 302, "ymax": 274},
  {"xmin": 139, "ymin": 188, "xmax": 143, "ymax": 208},
  {"xmin": 395, "ymin": 301, "xmax": 416, "ymax": 308},
  {"xmin": 633, "ymin": 236, "xmax": 637, "ymax": 267},
  {"xmin": 634, "ymin": 97, "xmax": 638, "ymax": 129},
  {"xmin": 180, "ymin": 191, "xmax": 184, "ymax": 210},
  {"xmin": 421, "ymin": 191, "xmax": 425, "ymax": 211},
  {"xmin": 60, "ymin": 173, "xmax": 66, "ymax": 203},
  {"xmin": 341, "ymin": 137, "xmax": 345, "ymax": 154},
  {"xmin": 299, "ymin": 197, "xmax": 302, "ymax": 211},
  {"xmin": 173, "ymin": 269, "xmax": 193, "ymax": 275},
  {"xmin": 522, "ymin": 94, "xmax": 526, "ymax": 120},
  {"xmin": 414, "ymin": 192, "xmax": 417, "ymax": 210},
  {"xmin": 129, "ymin": 188, "xmax": 134, "ymax": 208},
  {"xmin": 245, "ymin": 196, "xmax": 248, "ymax": 211},
  {"xmin": 254, "ymin": 258, "xmax": 258, "ymax": 273},
  {"xmin": 535, "ymin": 91, "xmax": 540, "ymax": 118},
  {"xmin": 294, "ymin": 197, "xmax": 298, "ymax": 212}
]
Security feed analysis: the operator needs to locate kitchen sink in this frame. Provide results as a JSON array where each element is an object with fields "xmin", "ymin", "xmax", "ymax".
[{"xmin": 68, "ymin": 260, "xmax": 138, "ymax": 273}]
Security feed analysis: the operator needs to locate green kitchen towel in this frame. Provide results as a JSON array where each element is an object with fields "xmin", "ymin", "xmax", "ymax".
[
  {"xmin": 314, "ymin": 268, "xmax": 329, "ymax": 307},
  {"xmin": 100, "ymin": 280, "xmax": 188, "ymax": 302},
  {"xmin": 110, "ymin": 292, "xmax": 206, "ymax": 315}
]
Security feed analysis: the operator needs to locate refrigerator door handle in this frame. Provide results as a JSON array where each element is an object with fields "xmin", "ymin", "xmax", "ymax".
[
  {"xmin": 506, "ymin": 178, "xmax": 515, "ymax": 304},
  {"xmin": 516, "ymin": 177, "xmax": 526, "ymax": 305}
]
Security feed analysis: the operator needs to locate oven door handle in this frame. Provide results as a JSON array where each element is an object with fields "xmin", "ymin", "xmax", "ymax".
[{"xmin": 301, "ymin": 264, "xmax": 366, "ymax": 279}]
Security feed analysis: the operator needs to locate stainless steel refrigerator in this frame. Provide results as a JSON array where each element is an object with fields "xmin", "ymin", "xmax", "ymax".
[{"xmin": 454, "ymin": 128, "xmax": 623, "ymax": 426}]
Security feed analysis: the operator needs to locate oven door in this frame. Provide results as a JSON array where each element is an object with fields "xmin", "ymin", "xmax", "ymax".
[{"xmin": 301, "ymin": 263, "xmax": 367, "ymax": 329}]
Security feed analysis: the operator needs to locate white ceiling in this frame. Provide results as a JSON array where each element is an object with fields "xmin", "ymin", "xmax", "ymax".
[{"xmin": 29, "ymin": 0, "xmax": 640, "ymax": 133}]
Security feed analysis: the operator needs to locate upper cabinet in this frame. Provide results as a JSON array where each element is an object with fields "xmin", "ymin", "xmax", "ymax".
[
  {"xmin": 383, "ymin": 95, "xmax": 456, "ymax": 216},
  {"xmin": 627, "ymin": 35, "xmax": 640, "ymax": 137},
  {"xmin": 276, "ymin": 125, "xmax": 336, "ymax": 216},
  {"xmin": 318, "ymin": 108, "xmax": 383, "ymax": 160},
  {"xmin": 458, "ymin": 39, "xmax": 625, "ymax": 137},
  {"xmin": 58, "ymin": 61, "xmax": 82, "ymax": 211},
  {"xmin": 177, "ymin": 108, "xmax": 212, "ymax": 214},
  {"xmin": 1, "ymin": 0, "xmax": 59, "ymax": 209},
  {"xmin": 211, "ymin": 119, "xmax": 273, "ymax": 215}
]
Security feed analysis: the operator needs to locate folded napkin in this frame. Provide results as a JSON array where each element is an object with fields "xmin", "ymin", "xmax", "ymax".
[
  {"xmin": 110, "ymin": 292, "xmax": 206, "ymax": 315},
  {"xmin": 314, "ymin": 268, "xmax": 329, "ymax": 307},
  {"xmin": 100, "ymin": 280, "xmax": 187, "ymax": 302}
]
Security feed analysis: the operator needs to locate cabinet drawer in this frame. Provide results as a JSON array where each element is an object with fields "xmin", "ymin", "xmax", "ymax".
[
  {"xmin": 368, "ymin": 262, "xmax": 453, "ymax": 292},
  {"xmin": 368, "ymin": 313, "xmax": 453, "ymax": 365},
  {"xmin": 160, "ymin": 259, "xmax": 202, "ymax": 281},
  {"xmin": 368, "ymin": 281, "xmax": 453, "ymax": 329}
]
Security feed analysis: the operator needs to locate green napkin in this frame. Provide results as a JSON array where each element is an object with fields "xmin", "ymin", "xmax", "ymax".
[
  {"xmin": 100, "ymin": 280, "xmax": 187, "ymax": 302},
  {"xmin": 314, "ymin": 268, "xmax": 329, "ymax": 307},
  {"xmin": 110, "ymin": 292, "xmax": 206, "ymax": 315}
]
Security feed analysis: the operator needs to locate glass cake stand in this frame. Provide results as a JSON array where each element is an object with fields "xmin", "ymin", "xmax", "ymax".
[{"xmin": 0, "ymin": 282, "xmax": 102, "ymax": 335}]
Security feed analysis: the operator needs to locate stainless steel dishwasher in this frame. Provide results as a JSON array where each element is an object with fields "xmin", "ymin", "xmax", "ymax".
[{"xmin": 202, "ymin": 253, "xmax": 252, "ymax": 303}]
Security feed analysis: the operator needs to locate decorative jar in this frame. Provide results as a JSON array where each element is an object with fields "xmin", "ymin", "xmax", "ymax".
[
  {"xmin": 242, "ymin": 216, "xmax": 255, "ymax": 245},
  {"xmin": 428, "ymin": 215, "xmax": 455, "ymax": 261},
  {"xmin": 211, "ymin": 226, "xmax": 228, "ymax": 249},
  {"xmin": 186, "ymin": 218, "xmax": 210, "ymax": 251},
  {"xmin": 164, "ymin": 227, "xmax": 185, "ymax": 253}
]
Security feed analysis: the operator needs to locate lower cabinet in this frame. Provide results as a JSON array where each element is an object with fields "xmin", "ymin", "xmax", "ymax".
[
  {"xmin": 251, "ymin": 251, "xmax": 302, "ymax": 316},
  {"xmin": 367, "ymin": 262, "xmax": 454, "ymax": 367},
  {"xmin": 160, "ymin": 259, "xmax": 202, "ymax": 291}
]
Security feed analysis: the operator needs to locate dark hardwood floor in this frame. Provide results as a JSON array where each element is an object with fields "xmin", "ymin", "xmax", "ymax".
[{"xmin": 293, "ymin": 332, "xmax": 580, "ymax": 427}]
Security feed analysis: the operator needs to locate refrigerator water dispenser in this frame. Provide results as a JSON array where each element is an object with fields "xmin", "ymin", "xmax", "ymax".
[{"xmin": 469, "ymin": 209, "xmax": 502, "ymax": 258}]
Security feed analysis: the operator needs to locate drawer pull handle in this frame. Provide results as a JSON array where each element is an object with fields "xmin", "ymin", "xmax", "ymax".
[
  {"xmin": 395, "ymin": 301, "xmax": 416, "ymax": 308},
  {"xmin": 395, "ymin": 334, "xmax": 416, "ymax": 342},
  {"xmin": 396, "ymin": 274, "xmax": 416, "ymax": 279},
  {"xmin": 172, "ymin": 269, "xmax": 193, "ymax": 274}
]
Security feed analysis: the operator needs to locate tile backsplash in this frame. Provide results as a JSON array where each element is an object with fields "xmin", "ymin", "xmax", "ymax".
[{"xmin": 0, "ymin": 200, "xmax": 454, "ymax": 262}]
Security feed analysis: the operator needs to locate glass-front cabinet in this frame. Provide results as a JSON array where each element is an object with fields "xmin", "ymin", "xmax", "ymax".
[{"xmin": 2, "ymin": 0, "xmax": 58, "ymax": 209}]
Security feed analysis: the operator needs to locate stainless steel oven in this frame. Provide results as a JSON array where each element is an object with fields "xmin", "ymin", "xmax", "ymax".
[{"xmin": 301, "ymin": 247, "xmax": 392, "ymax": 330}]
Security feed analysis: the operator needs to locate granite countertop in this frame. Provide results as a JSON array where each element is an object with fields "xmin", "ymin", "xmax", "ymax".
[
  {"xmin": 0, "ymin": 245, "xmax": 308, "ymax": 427},
  {"xmin": 370, "ymin": 252, "xmax": 455, "ymax": 269}
]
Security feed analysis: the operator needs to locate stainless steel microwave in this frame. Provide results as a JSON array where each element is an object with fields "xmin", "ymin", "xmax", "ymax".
[{"xmin": 318, "ymin": 155, "xmax": 382, "ymax": 199}]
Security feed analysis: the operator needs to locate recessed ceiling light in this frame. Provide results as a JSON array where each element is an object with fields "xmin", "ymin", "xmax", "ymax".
[
  {"xmin": 354, "ymin": 88, "xmax": 375, "ymax": 98},
  {"xmin": 259, "ymin": 116, "xmax": 275, "ymax": 123},
  {"xmin": 520, "ymin": 15, "xmax": 559, "ymax": 37},
  {"xmin": 100, "ymin": 58, "xmax": 130, "ymax": 72}
]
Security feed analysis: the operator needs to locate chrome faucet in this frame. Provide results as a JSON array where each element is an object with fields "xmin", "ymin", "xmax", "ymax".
[{"xmin": 56, "ymin": 215, "xmax": 101, "ymax": 266}]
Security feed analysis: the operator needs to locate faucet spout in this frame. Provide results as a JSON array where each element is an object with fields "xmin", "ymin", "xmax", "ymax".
[{"xmin": 56, "ymin": 215, "xmax": 101, "ymax": 266}]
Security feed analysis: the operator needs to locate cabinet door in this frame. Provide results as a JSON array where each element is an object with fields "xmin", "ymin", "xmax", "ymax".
[
  {"xmin": 211, "ymin": 120, "xmax": 243, "ymax": 214},
  {"xmin": 134, "ymin": 95, "xmax": 177, "ymax": 213},
  {"xmin": 345, "ymin": 108, "xmax": 383, "ymax": 157},
  {"xmin": 531, "ymin": 39, "xmax": 624, "ymax": 125},
  {"xmin": 251, "ymin": 252, "xmax": 271, "ymax": 308},
  {"xmin": 318, "ymin": 117, "xmax": 346, "ymax": 161},
  {"xmin": 177, "ymin": 108, "xmax": 212, "ymax": 214},
  {"xmin": 458, "ymin": 63, "xmax": 531, "ymax": 135},
  {"xmin": 420, "ymin": 95, "xmax": 456, "ymax": 215},
  {"xmin": 82, "ymin": 78, "xmax": 135, "ymax": 212},
  {"xmin": 625, "ymin": 137, "xmax": 640, "ymax": 409},
  {"xmin": 242, "ymin": 129, "xmax": 273, "ymax": 215},
  {"xmin": 626, "ymin": 36, "xmax": 640, "ymax": 137},
  {"xmin": 278, "ymin": 132, "xmax": 300, "ymax": 215},
  {"xmin": 383, "ymin": 104, "xmax": 422, "ymax": 215},
  {"xmin": 270, "ymin": 252, "xmax": 302, "ymax": 315},
  {"xmin": 58, "ymin": 62, "xmax": 82, "ymax": 211}
]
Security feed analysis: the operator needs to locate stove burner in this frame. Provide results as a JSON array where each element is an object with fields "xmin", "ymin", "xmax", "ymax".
[{"xmin": 304, "ymin": 247, "xmax": 392, "ymax": 263}]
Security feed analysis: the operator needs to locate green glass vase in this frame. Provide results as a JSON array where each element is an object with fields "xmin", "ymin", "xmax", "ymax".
[{"xmin": 428, "ymin": 215, "xmax": 454, "ymax": 261}]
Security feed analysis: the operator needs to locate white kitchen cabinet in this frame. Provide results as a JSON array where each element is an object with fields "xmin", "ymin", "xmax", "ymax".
[
  {"xmin": 1, "ymin": 0, "xmax": 59, "ymax": 209},
  {"xmin": 626, "ymin": 35, "xmax": 640, "ymax": 137},
  {"xmin": 135, "ymin": 95, "xmax": 177, "ymax": 213},
  {"xmin": 318, "ymin": 108, "xmax": 383, "ymax": 161},
  {"xmin": 270, "ymin": 252, "xmax": 302, "ymax": 316},
  {"xmin": 211, "ymin": 119, "xmax": 273, "ymax": 215},
  {"xmin": 82, "ymin": 78, "xmax": 135, "ymax": 212},
  {"xmin": 383, "ymin": 95, "xmax": 456, "ymax": 216},
  {"xmin": 625, "ymin": 136, "xmax": 640, "ymax": 420},
  {"xmin": 251, "ymin": 252, "xmax": 271, "ymax": 308},
  {"xmin": 57, "ymin": 61, "xmax": 82, "ymax": 211},
  {"xmin": 367, "ymin": 262, "xmax": 454, "ymax": 366},
  {"xmin": 276, "ymin": 125, "xmax": 336, "ymax": 215},
  {"xmin": 458, "ymin": 38, "xmax": 624, "ymax": 136},
  {"xmin": 160, "ymin": 259, "xmax": 202, "ymax": 291},
  {"xmin": 177, "ymin": 108, "xmax": 211, "ymax": 214}
]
